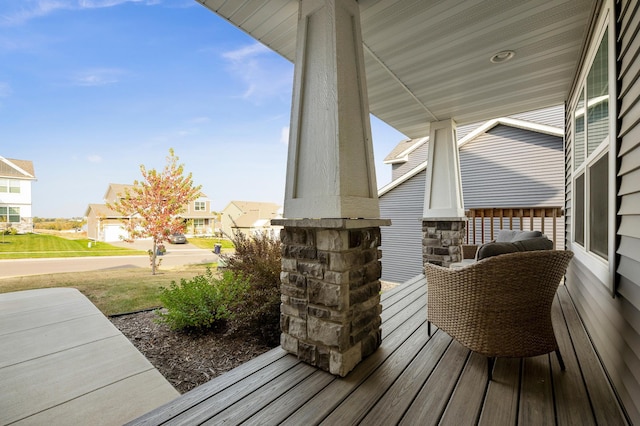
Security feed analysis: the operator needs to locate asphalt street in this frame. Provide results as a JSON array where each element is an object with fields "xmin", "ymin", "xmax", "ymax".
[{"xmin": 0, "ymin": 241, "xmax": 218, "ymax": 279}]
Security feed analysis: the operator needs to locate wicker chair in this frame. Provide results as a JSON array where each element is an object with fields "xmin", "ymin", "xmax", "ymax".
[{"xmin": 425, "ymin": 250, "xmax": 574, "ymax": 380}]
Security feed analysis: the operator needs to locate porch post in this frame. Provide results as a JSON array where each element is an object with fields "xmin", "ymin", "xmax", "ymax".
[
  {"xmin": 272, "ymin": 0, "xmax": 390, "ymax": 377},
  {"xmin": 422, "ymin": 119, "xmax": 467, "ymax": 267}
]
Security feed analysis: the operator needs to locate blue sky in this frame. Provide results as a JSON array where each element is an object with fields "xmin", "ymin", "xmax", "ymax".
[{"xmin": 0, "ymin": 0, "xmax": 406, "ymax": 218}]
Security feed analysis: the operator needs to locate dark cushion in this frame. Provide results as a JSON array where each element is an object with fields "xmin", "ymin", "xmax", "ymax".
[
  {"xmin": 511, "ymin": 230, "xmax": 544, "ymax": 242},
  {"xmin": 476, "ymin": 237, "xmax": 553, "ymax": 260},
  {"xmin": 495, "ymin": 229, "xmax": 543, "ymax": 242},
  {"xmin": 513, "ymin": 236, "xmax": 553, "ymax": 251},
  {"xmin": 476, "ymin": 242, "xmax": 520, "ymax": 260}
]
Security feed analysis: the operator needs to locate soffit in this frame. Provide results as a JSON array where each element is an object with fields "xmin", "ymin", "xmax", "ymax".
[{"xmin": 198, "ymin": 0, "xmax": 596, "ymax": 138}]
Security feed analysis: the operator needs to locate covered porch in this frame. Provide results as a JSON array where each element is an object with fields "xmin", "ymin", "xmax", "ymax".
[
  {"xmin": 130, "ymin": 276, "xmax": 627, "ymax": 425},
  {"xmin": 176, "ymin": 0, "xmax": 638, "ymax": 422}
]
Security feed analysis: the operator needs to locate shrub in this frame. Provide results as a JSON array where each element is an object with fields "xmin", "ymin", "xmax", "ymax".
[
  {"xmin": 223, "ymin": 231, "xmax": 282, "ymax": 345},
  {"xmin": 157, "ymin": 268, "xmax": 248, "ymax": 332}
]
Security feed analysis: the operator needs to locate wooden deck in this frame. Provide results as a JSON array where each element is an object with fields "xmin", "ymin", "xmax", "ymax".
[{"xmin": 130, "ymin": 276, "xmax": 629, "ymax": 425}]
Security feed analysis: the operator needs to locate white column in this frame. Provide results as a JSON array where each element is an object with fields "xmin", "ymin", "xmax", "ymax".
[
  {"xmin": 423, "ymin": 119, "xmax": 465, "ymax": 219},
  {"xmin": 283, "ymin": 0, "xmax": 379, "ymax": 220}
]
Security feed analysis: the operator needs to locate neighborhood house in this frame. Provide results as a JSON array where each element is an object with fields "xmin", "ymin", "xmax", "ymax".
[
  {"xmin": 379, "ymin": 105, "xmax": 565, "ymax": 283},
  {"xmin": 0, "ymin": 156, "xmax": 36, "ymax": 234},
  {"xmin": 220, "ymin": 200, "xmax": 283, "ymax": 238},
  {"xmin": 85, "ymin": 183, "xmax": 218, "ymax": 242}
]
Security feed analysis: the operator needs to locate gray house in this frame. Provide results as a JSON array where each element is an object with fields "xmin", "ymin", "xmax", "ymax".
[{"xmin": 379, "ymin": 106, "xmax": 565, "ymax": 283}]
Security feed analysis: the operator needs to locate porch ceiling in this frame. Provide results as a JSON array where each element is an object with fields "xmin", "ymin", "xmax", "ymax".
[{"xmin": 198, "ymin": 0, "xmax": 596, "ymax": 138}]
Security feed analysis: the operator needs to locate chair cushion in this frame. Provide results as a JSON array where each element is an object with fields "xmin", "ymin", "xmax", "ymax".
[
  {"xmin": 513, "ymin": 236, "xmax": 553, "ymax": 251},
  {"xmin": 476, "ymin": 242, "xmax": 520, "ymax": 260},
  {"xmin": 495, "ymin": 229, "xmax": 543, "ymax": 242},
  {"xmin": 476, "ymin": 236, "xmax": 553, "ymax": 260}
]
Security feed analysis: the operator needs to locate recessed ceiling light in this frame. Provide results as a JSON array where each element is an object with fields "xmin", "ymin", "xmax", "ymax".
[{"xmin": 490, "ymin": 50, "xmax": 515, "ymax": 64}]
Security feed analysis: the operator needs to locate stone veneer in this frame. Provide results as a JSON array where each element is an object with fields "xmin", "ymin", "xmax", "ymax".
[
  {"xmin": 272, "ymin": 218, "xmax": 390, "ymax": 377},
  {"xmin": 422, "ymin": 218, "xmax": 466, "ymax": 267}
]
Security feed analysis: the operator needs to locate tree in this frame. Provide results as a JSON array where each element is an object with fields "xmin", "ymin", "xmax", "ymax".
[{"xmin": 108, "ymin": 149, "xmax": 202, "ymax": 274}]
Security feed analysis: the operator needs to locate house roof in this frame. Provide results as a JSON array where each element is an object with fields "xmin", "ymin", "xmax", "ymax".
[
  {"xmin": 199, "ymin": 0, "xmax": 596, "ymax": 139},
  {"xmin": 104, "ymin": 183, "xmax": 208, "ymax": 200},
  {"xmin": 224, "ymin": 201, "xmax": 282, "ymax": 228},
  {"xmin": 104, "ymin": 183, "xmax": 135, "ymax": 201},
  {"xmin": 85, "ymin": 203, "xmax": 122, "ymax": 218},
  {"xmin": 0, "ymin": 157, "xmax": 36, "ymax": 179},
  {"xmin": 383, "ymin": 116, "xmax": 564, "ymax": 165},
  {"xmin": 225, "ymin": 201, "xmax": 282, "ymax": 215},
  {"xmin": 378, "ymin": 116, "xmax": 563, "ymax": 197}
]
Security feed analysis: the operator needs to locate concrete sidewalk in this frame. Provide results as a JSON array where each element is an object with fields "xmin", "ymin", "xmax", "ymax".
[{"xmin": 0, "ymin": 288, "xmax": 178, "ymax": 425}]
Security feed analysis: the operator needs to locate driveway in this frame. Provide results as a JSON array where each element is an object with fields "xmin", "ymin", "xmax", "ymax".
[{"xmin": 0, "ymin": 240, "xmax": 218, "ymax": 279}]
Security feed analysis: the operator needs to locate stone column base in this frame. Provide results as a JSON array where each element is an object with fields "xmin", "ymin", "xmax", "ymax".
[
  {"xmin": 273, "ymin": 218, "xmax": 390, "ymax": 377},
  {"xmin": 422, "ymin": 218, "xmax": 466, "ymax": 267}
]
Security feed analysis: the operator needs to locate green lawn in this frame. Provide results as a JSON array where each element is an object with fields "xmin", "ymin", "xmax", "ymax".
[
  {"xmin": 0, "ymin": 264, "xmax": 217, "ymax": 315},
  {"xmin": 188, "ymin": 237, "xmax": 235, "ymax": 251},
  {"xmin": 0, "ymin": 233, "xmax": 145, "ymax": 259}
]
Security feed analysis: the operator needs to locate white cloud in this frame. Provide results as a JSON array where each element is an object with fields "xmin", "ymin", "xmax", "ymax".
[
  {"xmin": 221, "ymin": 42, "xmax": 293, "ymax": 104},
  {"xmin": 72, "ymin": 68, "xmax": 124, "ymax": 86},
  {"xmin": 87, "ymin": 154, "xmax": 102, "ymax": 163},
  {"xmin": 1, "ymin": 0, "xmax": 159, "ymax": 26},
  {"xmin": 280, "ymin": 126, "xmax": 289, "ymax": 145}
]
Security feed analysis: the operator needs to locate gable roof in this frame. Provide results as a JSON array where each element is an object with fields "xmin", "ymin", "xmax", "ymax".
[
  {"xmin": 84, "ymin": 203, "xmax": 122, "ymax": 218},
  {"xmin": 383, "ymin": 116, "xmax": 564, "ymax": 165},
  {"xmin": 378, "ymin": 117, "xmax": 563, "ymax": 197},
  {"xmin": 0, "ymin": 156, "xmax": 36, "ymax": 179},
  {"xmin": 383, "ymin": 137, "xmax": 428, "ymax": 164},
  {"xmin": 225, "ymin": 201, "xmax": 282, "ymax": 215}
]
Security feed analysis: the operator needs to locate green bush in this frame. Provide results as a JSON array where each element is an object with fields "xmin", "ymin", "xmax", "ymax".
[
  {"xmin": 157, "ymin": 268, "xmax": 248, "ymax": 332},
  {"xmin": 223, "ymin": 231, "xmax": 282, "ymax": 346}
]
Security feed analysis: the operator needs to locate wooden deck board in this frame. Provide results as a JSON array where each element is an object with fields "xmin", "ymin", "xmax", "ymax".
[
  {"xmin": 360, "ymin": 330, "xmax": 451, "ymax": 425},
  {"xmin": 400, "ymin": 339, "xmax": 469, "ymax": 426},
  {"xmin": 129, "ymin": 281, "xmax": 628, "ymax": 426},
  {"xmin": 551, "ymin": 294, "xmax": 598, "ymax": 426},
  {"xmin": 478, "ymin": 357, "xmax": 521, "ymax": 425},
  {"xmin": 519, "ymin": 355, "xmax": 555, "ymax": 424},
  {"xmin": 557, "ymin": 288, "xmax": 628, "ymax": 424}
]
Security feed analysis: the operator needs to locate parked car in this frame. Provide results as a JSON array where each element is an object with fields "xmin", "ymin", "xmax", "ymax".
[{"xmin": 168, "ymin": 233, "xmax": 187, "ymax": 244}]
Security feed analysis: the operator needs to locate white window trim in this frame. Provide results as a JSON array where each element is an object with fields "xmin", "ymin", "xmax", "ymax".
[{"xmin": 569, "ymin": 2, "xmax": 617, "ymax": 295}]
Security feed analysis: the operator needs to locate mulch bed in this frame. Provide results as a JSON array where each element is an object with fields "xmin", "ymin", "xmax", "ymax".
[
  {"xmin": 110, "ymin": 310, "xmax": 273, "ymax": 394},
  {"xmin": 110, "ymin": 282, "xmax": 398, "ymax": 395}
]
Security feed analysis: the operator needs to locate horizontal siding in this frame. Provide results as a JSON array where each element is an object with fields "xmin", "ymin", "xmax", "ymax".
[
  {"xmin": 379, "ymin": 171, "xmax": 425, "ymax": 283},
  {"xmin": 460, "ymin": 125, "xmax": 564, "ymax": 207},
  {"xmin": 565, "ymin": 1, "xmax": 640, "ymax": 424},
  {"xmin": 615, "ymin": 0, "xmax": 640, "ymax": 421},
  {"xmin": 509, "ymin": 104, "xmax": 566, "ymax": 128},
  {"xmin": 391, "ymin": 141, "xmax": 428, "ymax": 181},
  {"xmin": 380, "ymin": 123, "xmax": 565, "ymax": 283}
]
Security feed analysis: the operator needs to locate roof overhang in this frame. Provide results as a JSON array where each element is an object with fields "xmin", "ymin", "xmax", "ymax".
[{"xmin": 198, "ymin": 0, "xmax": 597, "ymax": 138}]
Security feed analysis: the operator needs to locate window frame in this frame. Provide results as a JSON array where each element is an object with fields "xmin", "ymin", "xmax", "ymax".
[
  {"xmin": 569, "ymin": 4, "xmax": 617, "ymax": 295},
  {"xmin": 194, "ymin": 201, "xmax": 206, "ymax": 211},
  {"xmin": 0, "ymin": 206, "xmax": 21, "ymax": 223}
]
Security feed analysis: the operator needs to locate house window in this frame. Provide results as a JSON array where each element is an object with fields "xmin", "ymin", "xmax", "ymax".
[
  {"xmin": 194, "ymin": 201, "xmax": 206, "ymax": 211},
  {"xmin": 571, "ymin": 22, "xmax": 613, "ymax": 267},
  {"xmin": 193, "ymin": 218, "xmax": 205, "ymax": 231},
  {"xmin": 0, "ymin": 207, "xmax": 20, "ymax": 223},
  {"xmin": 0, "ymin": 179, "xmax": 20, "ymax": 193}
]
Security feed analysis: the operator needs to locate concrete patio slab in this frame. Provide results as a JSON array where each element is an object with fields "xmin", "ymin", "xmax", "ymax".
[{"xmin": 0, "ymin": 288, "xmax": 178, "ymax": 425}]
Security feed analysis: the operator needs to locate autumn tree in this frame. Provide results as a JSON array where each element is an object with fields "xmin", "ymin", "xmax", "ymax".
[{"xmin": 108, "ymin": 149, "xmax": 202, "ymax": 274}]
